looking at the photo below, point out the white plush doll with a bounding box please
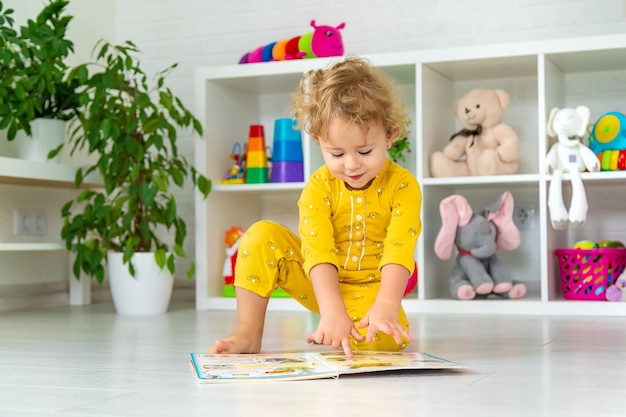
[545,106,600,229]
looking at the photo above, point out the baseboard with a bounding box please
[0,280,196,312]
[0,282,69,312]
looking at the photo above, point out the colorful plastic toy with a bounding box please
[270,118,304,183]
[588,111,626,170]
[222,226,244,297]
[222,226,289,298]
[239,20,346,64]
[221,142,246,185]
[606,271,626,301]
[245,125,270,184]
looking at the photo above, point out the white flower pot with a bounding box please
[107,252,174,315]
[15,118,66,163]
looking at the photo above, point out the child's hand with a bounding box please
[357,300,412,345]
[305,312,364,358]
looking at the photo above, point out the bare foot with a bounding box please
[208,332,262,354]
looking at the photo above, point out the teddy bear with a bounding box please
[430,89,520,177]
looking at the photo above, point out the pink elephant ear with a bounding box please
[486,191,520,251]
[434,195,473,259]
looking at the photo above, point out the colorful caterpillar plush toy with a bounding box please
[239,20,346,64]
[588,111,626,170]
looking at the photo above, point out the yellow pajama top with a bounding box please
[298,159,422,283]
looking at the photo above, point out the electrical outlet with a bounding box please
[513,203,535,230]
[14,210,31,236]
[13,209,47,236]
[32,212,47,236]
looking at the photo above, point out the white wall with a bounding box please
[3,0,115,65]
[0,0,116,157]
[2,0,626,303]
[112,0,626,125]
[115,0,626,283]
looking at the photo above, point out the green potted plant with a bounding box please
[61,39,211,315]
[388,119,412,164]
[388,136,411,164]
[0,0,80,162]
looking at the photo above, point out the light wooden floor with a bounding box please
[1,301,625,417]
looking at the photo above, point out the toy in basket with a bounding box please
[606,270,626,301]
[555,240,626,301]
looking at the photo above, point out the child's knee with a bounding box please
[242,221,283,245]
[246,220,281,234]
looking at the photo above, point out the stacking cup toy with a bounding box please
[246,124,269,184]
[271,118,304,182]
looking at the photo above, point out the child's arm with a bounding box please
[298,175,365,357]
[305,263,364,358]
[357,263,412,344]
[359,168,421,345]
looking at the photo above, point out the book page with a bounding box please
[190,352,337,383]
[314,351,466,375]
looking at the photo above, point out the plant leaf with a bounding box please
[166,254,175,274]
[197,175,211,197]
[155,249,166,269]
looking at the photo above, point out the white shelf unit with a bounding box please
[0,157,100,252]
[0,157,103,306]
[0,156,101,189]
[195,34,626,316]
[0,243,65,251]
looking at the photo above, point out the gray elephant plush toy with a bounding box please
[434,191,527,300]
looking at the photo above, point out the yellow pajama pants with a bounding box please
[234,220,410,351]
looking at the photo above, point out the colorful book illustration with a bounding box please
[190,351,467,383]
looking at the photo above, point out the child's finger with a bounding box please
[389,325,413,345]
[365,323,379,343]
[386,321,412,342]
[399,326,412,342]
[341,338,353,358]
[374,321,411,344]
[350,326,365,341]
[375,321,401,343]
[305,330,323,344]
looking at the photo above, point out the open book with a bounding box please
[190,351,467,383]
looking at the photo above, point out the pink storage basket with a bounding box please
[555,248,626,301]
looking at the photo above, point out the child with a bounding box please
[209,56,422,358]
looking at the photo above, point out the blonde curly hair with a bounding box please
[291,56,408,143]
